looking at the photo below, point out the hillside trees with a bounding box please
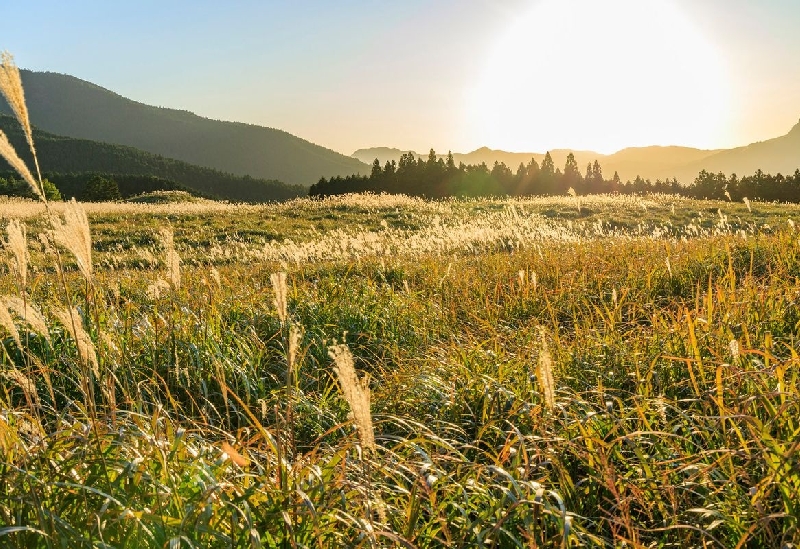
[0,174,61,200]
[82,174,121,201]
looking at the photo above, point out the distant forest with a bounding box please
[310,149,800,203]
[0,172,194,202]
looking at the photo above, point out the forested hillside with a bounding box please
[1,70,369,185]
[0,116,305,202]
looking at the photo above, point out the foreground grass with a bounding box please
[1,194,799,547]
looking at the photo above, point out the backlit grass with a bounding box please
[2,194,799,547]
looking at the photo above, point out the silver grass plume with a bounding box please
[288,323,302,372]
[50,199,92,281]
[271,272,288,324]
[4,219,29,288]
[0,298,22,349]
[4,296,51,344]
[158,228,181,289]
[0,52,43,188]
[328,344,375,453]
[0,130,44,201]
[53,307,99,377]
[536,327,556,411]
[2,368,39,407]
[146,278,171,300]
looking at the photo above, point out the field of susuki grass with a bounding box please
[2,52,800,547]
[2,190,800,548]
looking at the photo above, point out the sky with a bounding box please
[3,0,800,155]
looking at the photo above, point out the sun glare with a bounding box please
[467,0,731,154]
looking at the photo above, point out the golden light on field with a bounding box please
[467,0,731,154]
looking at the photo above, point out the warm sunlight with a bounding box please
[467,0,732,153]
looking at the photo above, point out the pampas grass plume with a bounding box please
[271,272,288,324]
[0,130,43,201]
[158,228,181,289]
[50,199,93,281]
[4,219,29,288]
[2,368,39,407]
[53,307,99,377]
[536,327,556,411]
[4,296,51,345]
[0,52,44,198]
[0,298,22,349]
[0,53,33,147]
[329,344,375,453]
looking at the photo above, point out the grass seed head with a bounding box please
[328,344,375,453]
[0,130,43,201]
[53,307,99,377]
[50,199,93,281]
[4,219,28,288]
[536,327,556,411]
[288,323,302,372]
[271,272,288,324]
[729,339,740,360]
[147,278,171,300]
[0,298,22,348]
[3,368,39,406]
[0,52,33,144]
[4,297,50,344]
[158,228,181,289]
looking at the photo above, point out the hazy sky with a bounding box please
[3,0,800,155]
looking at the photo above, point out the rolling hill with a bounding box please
[1,70,370,186]
[355,119,800,183]
[0,115,305,202]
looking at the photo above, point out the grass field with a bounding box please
[1,192,799,547]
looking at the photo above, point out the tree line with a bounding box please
[0,172,194,202]
[310,149,800,203]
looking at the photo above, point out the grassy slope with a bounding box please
[1,194,799,547]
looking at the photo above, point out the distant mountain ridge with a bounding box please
[1,70,370,186]
[354,120,800,183]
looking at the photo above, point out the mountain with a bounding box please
[352,147,600,173]
[352,147,419,166]
[672,120,800,181]
[601,146,722,181]
[355,120,800,183]
[0,115,305,202]
[1,70,370,186]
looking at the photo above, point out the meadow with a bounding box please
[1,191,799,548]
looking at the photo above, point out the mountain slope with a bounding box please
[352,147,419,166]
[1,70,369,185]
[673,120,800,181]
[0,115,305,202]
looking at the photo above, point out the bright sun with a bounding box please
[467,0,731,154]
